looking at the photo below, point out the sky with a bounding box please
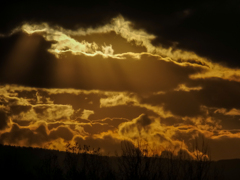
[0,0,240,160]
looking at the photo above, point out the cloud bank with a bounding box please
[0,10,240,160]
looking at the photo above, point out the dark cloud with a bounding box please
[0,32,202,92]
[10,105,32,115]
[160,116,186,126]
[49,126,74,141]
[0,95,8,106]
[47,123,65,130]
[0,124,47,145]
[82,124,115,135]
[0,32,56,88]
[0,123,74,146]
[15,89,37,99]
[89,105,157,120]
[33,106,49,115]
[81,118,129,135]
[1,0,239,67]
[135,114,152,127]
[153,133,169,143]
[171,128,202,145]
[189,78,240,110]
[122,1,240,67]
[12,120,31,127]
[119,114,153,136]
[49,92,102,110]
[54,53,203,92]
[94,118,129,128]
[141,78,240,118]
[166,126,240,160]
[0,0,240,161]
[14,89,38,104]
[208,109,240,130]
[141,90,202,117]
[0,109,9,130]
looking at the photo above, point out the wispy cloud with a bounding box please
[0,12,240,160]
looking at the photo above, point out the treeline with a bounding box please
[0,140,227,180]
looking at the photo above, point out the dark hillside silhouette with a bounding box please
[0,142,238,180]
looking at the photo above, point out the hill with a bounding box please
[0,144,239,180]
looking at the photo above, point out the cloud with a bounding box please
[0,108,10,130]
[81,124,115,135]
[0,123,48,146]
[89,104,158,121]
[1,32,203,92]
[100,92,139,107]
[81,109,94,120]
[2,15,240,91]
[73,118,128,136]
[10,105,32,115]
[141,90,202,117]
[49,126,74,141]
[1,1,240,68]
[0,6,240,161]
[122,2,240,67]
[0,32,56,88]
[54,52,203,92]
[72,31,147,54]
[140,77,240,120]
[189,78,240,110]
[1,83,240,160]
[119,114,154,138]
[33,104,74,121]
[15,15,216,70]
[94,118,129,128]
[216,108,240,116]
[0,122,75,147]
[6,16,153,61]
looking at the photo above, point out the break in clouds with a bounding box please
[0,14,240,160]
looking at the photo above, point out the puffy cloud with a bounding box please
[100,92,139,107]
[81,109,94,120]
[33,104,74,121]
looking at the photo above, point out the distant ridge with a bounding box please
[0,144,239,180]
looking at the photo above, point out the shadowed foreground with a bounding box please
[0,143,238,180]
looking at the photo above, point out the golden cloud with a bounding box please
[1,14,240,160]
